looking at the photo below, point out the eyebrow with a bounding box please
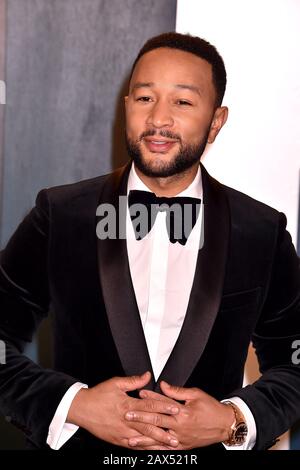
[175,83,202,96]
[131,82,202,96]
[131,82,154,91]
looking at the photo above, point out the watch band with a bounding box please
[222,401,248,446]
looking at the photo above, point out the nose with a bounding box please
[146,100,174,128]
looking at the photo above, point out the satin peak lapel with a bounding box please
[97,163,155,389]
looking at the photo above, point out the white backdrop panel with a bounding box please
[176,0,300,245]
[176,0,300,450]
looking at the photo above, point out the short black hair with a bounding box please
[130,32,227,107]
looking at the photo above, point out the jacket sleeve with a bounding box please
[0,190,78,448]
[229,213,300,450]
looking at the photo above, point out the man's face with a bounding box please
[125,47,227,178]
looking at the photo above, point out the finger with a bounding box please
[130,398,179,415]
[139,389,179,406]
[125,410,176,430]
[126,431,181,450]
[129,422,179,448]
[117,371,151,392]
[129,434,179,449]
[127,436,161,448]
[160,381,200,401]
[133,444,175,451]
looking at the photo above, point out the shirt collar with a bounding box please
[127,162,203,199]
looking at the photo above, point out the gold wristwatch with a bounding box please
[222,401,248,446]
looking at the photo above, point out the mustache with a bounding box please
[138,129,182,142]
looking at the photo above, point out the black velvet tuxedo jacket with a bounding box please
[0,162,300,451]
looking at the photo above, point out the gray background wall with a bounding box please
[0,0,177,246]
[0,0,176,449]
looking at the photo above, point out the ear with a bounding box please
[207,106,228,144]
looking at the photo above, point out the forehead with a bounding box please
[130,47,214,92]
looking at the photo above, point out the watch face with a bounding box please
[234,423,248,444]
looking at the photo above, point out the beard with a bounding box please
[125,128,210,178]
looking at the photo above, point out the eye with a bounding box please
[176,99,192,106]
[136,96,153,102]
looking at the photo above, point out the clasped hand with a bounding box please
[125,375,234,450]
[67,371,233,450]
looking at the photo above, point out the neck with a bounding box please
[134,163,199,197]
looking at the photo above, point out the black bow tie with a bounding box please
[128,190,201,246]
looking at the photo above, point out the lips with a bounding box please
[143,138,178,153]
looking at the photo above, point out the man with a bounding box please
[0,32,300,451]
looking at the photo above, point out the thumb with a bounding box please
[160,381,200,401]
[117,371,151,392]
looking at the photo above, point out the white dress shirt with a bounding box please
[126,163,204,380]
[47,163,256,450]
